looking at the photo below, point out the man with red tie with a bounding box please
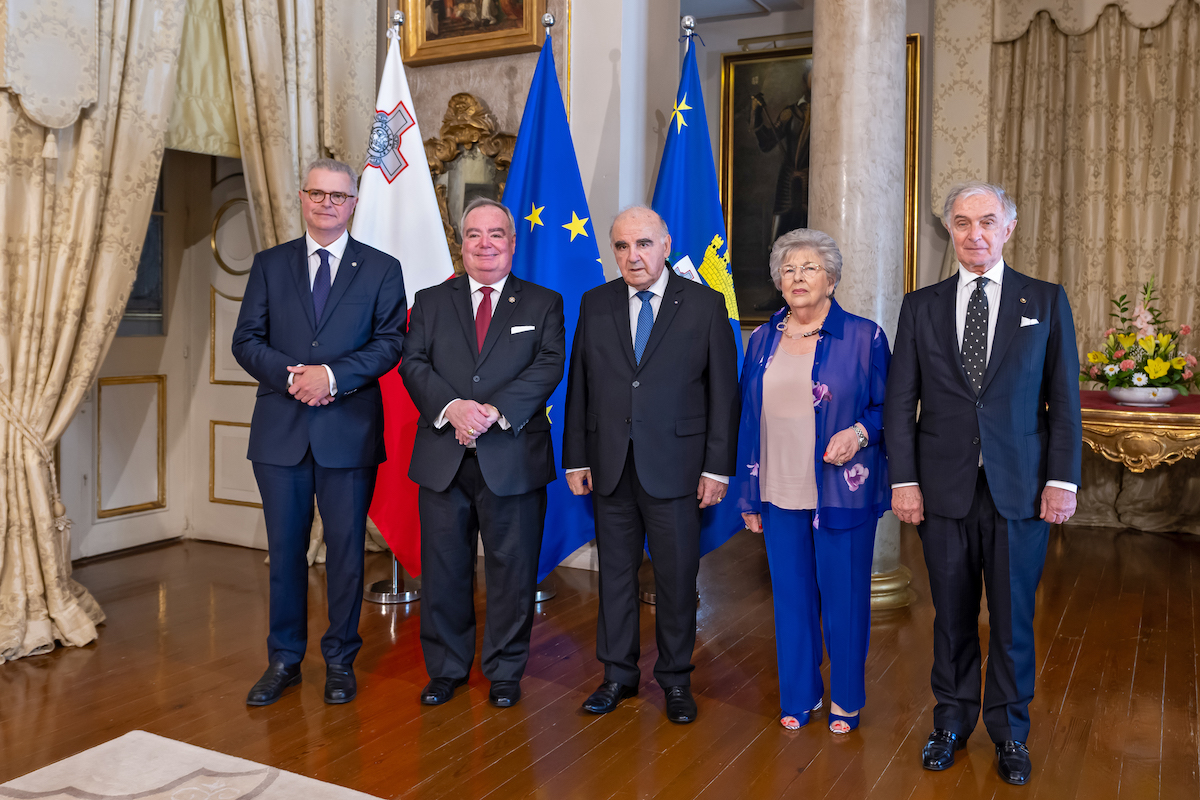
[400,197,566,708]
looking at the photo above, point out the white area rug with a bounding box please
[0,731,382,799]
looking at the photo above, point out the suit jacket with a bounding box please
[563,271,741,499]
[400,273,566,497]
[232,235,407,469]
[883,265,1082,520]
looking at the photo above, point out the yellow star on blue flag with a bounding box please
[525,203,544,231]
[562,211,589,242]
[671,94,692,134]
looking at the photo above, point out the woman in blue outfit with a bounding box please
[735,228,890,734]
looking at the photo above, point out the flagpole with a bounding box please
[681,14,695,54]
[363,6,421,606]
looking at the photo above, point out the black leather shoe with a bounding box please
[664,685,697,724]
[324,664,356,704]
[420,676,468,705]
[246,661,302,706]
[489,680,521,708]
[996,740,1032,785]
[921,729,966,770]
[582,680,639,714]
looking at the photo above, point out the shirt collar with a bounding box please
[305,230,350,262]
[957,259,1006,289]
[627,263,672,300]
[468,273,508,296]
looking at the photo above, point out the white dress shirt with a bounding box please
[892,259,1075,493]
[568,266,727,485]
[435,274,511,441]
[287,230,349,396]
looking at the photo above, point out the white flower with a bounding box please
[1103,364,1119,377]
[1133,372,1148,386]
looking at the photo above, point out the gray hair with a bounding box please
[460,196,516,237]
[609,205,670,243]
[941,181,1017,228]
[301,157,358,189]
[768,228,843,291]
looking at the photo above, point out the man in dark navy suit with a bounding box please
[884,182,1082,785]
[400,198,565,709]
[232,158,407,707]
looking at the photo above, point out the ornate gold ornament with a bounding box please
[1081,404,1200,472]
[423,93,517,275]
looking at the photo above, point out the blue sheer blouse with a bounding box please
[733,298,891,530]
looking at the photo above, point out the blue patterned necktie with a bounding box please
[312,248,331,323]
[634,290,654,365]
[961,276,989,393]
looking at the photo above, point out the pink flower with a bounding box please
[813,512,820,530]
[1114,349,1126,358]
[1133,304,1155,338]
[1186,354,1197,367]
[844,464,869,492]
[1181,325,1192,336]
[1120,359,1135,371]
[1104,327,1116,337]
[748,462,759,477]
[812,383,831,407]
[1185,370,1195,381]
[1089,365,1101,378]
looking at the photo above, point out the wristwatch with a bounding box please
[853,423,868,449]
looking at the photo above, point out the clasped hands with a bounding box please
[287,365,333,406]
[446,399,501,446]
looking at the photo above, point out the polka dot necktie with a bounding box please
[962,277,990,393]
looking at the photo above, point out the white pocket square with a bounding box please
[1020,316,1039,327]
[510,325,535,334]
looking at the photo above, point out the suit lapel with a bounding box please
[931,276,974,395]
[314,237,362,335]
[979,267,1025,395]
[451,274,476,353]
[291,238,317,331]
[610,280,637,371]
[477,274,521,365]
[636,271,684,372]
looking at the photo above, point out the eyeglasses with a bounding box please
[302,189,356,205]
[780,263,823,279]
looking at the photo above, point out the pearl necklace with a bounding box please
[777,309,826,339]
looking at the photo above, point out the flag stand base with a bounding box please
[364,556,421,604]
[534,576,557,602]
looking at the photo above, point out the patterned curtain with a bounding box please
[0,0,187,662]
[990,0,1200,354]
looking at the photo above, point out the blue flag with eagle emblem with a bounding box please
[502,38,606,583]
[651,39,747,557]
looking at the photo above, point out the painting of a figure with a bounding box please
[403,0,543,66]
[426,0,526,40]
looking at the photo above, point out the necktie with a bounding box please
[475,286,494,353]
[634,290,654,365]
[312,248,331,323]
[962,277,990,393]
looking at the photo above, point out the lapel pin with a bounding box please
[508,296,515,303]
[352,262,357,267]
[1020,297,1026,303]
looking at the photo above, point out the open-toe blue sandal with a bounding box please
[828,711,859,734]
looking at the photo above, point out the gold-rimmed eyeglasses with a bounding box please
[780,263,824,279]
[302,189,356,205]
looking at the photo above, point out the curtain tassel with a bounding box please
[42,132,59,160]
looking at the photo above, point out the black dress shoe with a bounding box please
[921,729,966,770]
[664,685,697,724]
[324,664,356,704]
[582,680,639,714]
[246,661,302,706]
[996,740,1032,785]
[489,680,521,708]
[421,676,468,705]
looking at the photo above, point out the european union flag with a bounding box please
[651,40,746,556]
[502,39,606,582]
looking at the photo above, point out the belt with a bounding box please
[463,447,478,457]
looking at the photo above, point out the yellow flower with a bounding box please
[1138,335,1157,356]
[1158,333,1173,352]
[1145,357,1170,379]
[1117,333,1137,349]
[1086,351,1110,364]
[1172,357,1186,370]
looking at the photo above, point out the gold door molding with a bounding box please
[96,375,167,518]
[210,286,256,386]
[209,420,261,508]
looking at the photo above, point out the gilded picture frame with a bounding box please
[719,34,922,324]
[402,0,545,67]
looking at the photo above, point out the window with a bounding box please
[118,170,165,336]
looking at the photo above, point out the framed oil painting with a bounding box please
[719,35,922,325]
[402,0,545,67]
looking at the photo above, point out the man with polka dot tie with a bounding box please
[884,182,1082,786]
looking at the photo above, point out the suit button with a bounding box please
[473,376,480,383]
[311,341,319,347]
[625,418,631,424]
[972,437,980,445]
[632,381,640,388]
[976,400,984,409]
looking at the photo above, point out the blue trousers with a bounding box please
[761,504,876,716]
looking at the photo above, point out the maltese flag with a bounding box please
[353,29,454,576]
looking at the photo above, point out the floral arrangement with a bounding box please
[1081,278,1197,393]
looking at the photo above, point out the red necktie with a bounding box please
[475,286,493,353]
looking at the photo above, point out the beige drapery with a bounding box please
[0,0,186,663]
[989,0,1200,353]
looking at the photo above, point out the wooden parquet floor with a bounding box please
[1,524,1197,799]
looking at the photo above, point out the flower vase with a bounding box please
[1107,386,1179,407]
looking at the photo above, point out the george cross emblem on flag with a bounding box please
[365,100,416,183]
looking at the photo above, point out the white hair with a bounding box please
[942,181,1017,228]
